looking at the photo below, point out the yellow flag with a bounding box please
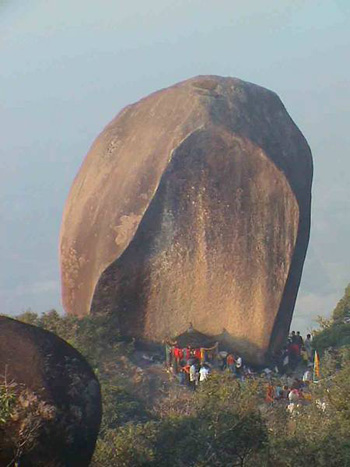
[313,350,320,380]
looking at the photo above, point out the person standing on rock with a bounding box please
[227,353,235,373]
[235,355,243,379]
[304,334,313,363]
[296,331,303,349]
[219,351,228,370]
[182,363,191,386]
[288,339,299,370]
[199,364,210,383]
[189,363,198,390]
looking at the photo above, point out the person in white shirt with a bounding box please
[304,334,313,362]
[302,369,312,383]
[235,356,243,379]
[199,365,210,382]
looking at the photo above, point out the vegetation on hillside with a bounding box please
[2,283,350,466]
[313,283,350,354]
[0,376,56,465]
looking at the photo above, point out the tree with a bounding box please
[311,283,350,354]
[332,283,350,323]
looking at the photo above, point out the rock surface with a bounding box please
[60,75,312,364]
[0,316,101,466]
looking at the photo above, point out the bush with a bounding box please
[0,377,56,466]
[92,423,158,467]
[311,283,350,355]
[332,283,350,323]
[92,374,267,467]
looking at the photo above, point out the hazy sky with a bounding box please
[1,0,349,332]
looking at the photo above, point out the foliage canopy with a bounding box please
[4,288,350,466]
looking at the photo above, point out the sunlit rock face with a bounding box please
[60,75,312,364]
[0,316,101,467]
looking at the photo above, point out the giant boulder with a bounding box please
[0,316,101,466]
[60,75,312,364]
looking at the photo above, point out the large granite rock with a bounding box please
[60,75,312,364]
[0,316,101,466]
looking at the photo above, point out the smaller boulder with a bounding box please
[0,316,102,467]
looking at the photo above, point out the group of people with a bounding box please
[264,331,317,411]
[165,328,316,398]
[265,372,313,405]
[277,331,313,372]
[165,343,247,389]
[165,343,215,388]
[180,361,210,389]
[166,344,217,372]
[218,351,244,377]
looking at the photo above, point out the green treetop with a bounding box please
[333,283,350,323]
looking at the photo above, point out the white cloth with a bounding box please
[288,389,299,402]
[235,357,242,368]
[189,364,197,382]
[199,367,209,382]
